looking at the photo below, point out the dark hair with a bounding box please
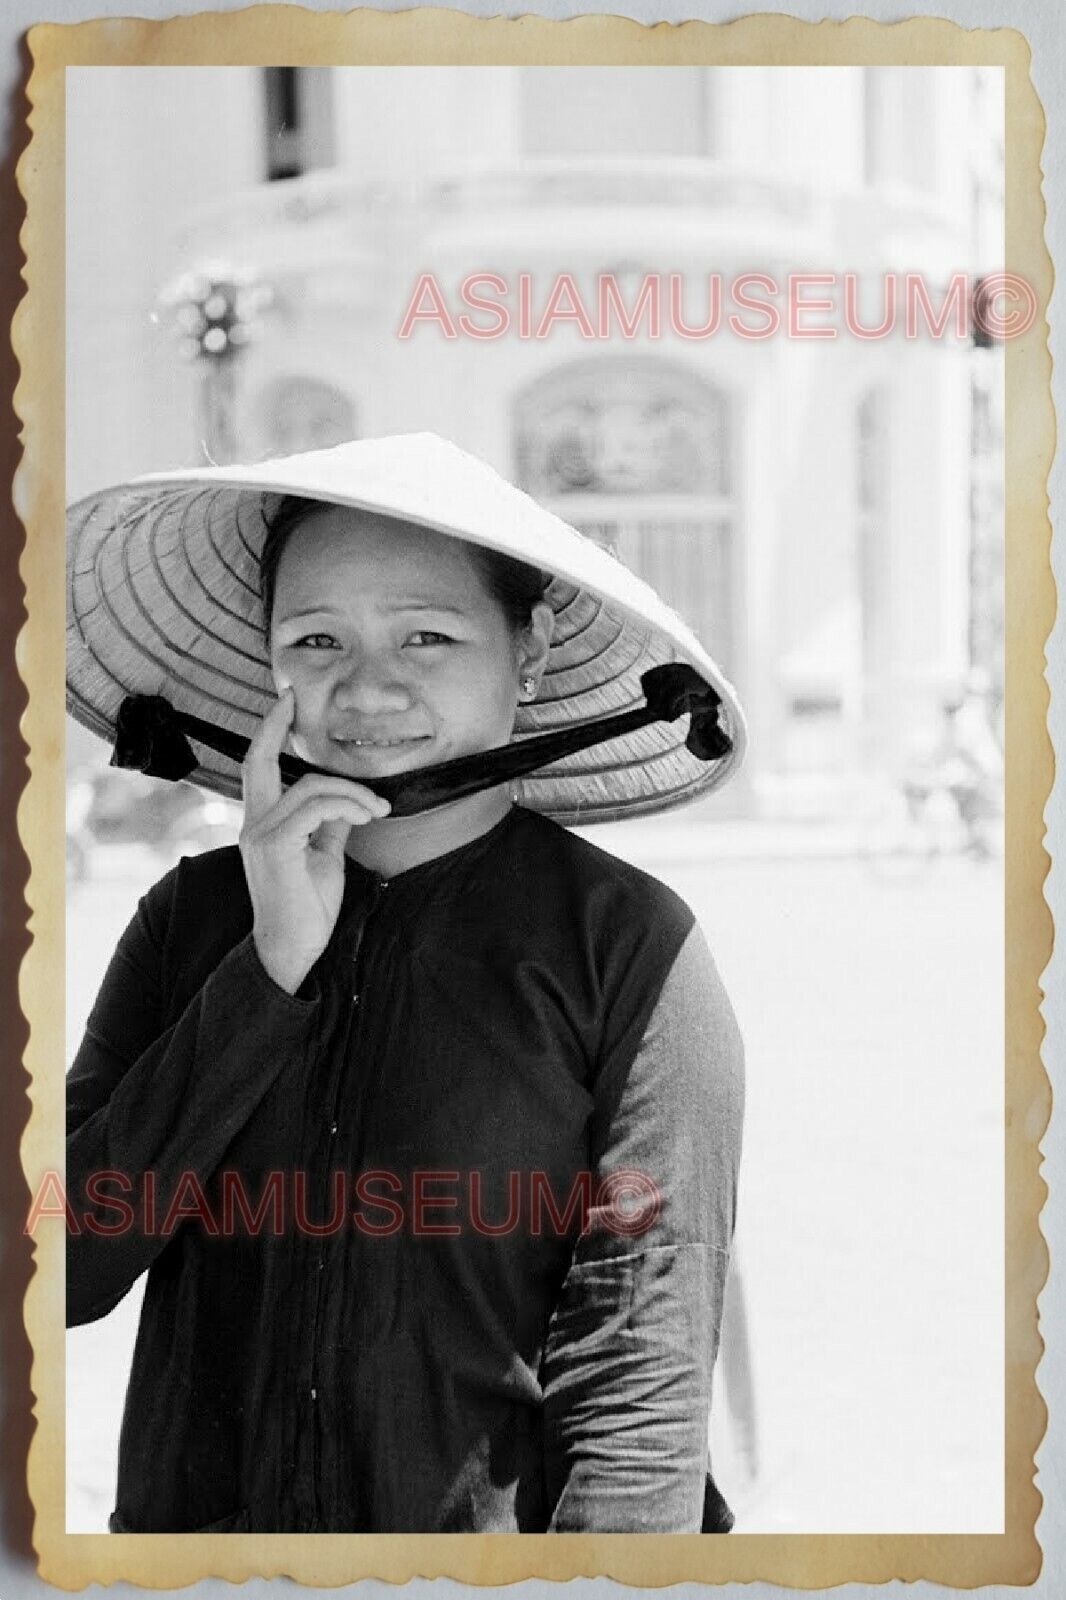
[258,493,552,639]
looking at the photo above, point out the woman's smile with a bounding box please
[328,730,436,771]
[336,737,431,749]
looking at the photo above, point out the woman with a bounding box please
[65,432,746,1535]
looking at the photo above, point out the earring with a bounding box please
[521,675,536,700]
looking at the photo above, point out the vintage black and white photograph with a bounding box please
[57,59,1009,1541]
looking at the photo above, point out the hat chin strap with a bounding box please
[110,664,732,818]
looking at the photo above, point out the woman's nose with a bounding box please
[331,656,412,711]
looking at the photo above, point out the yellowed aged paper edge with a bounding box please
[13,6,1052,1589]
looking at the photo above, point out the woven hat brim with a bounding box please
[67,447,746,823]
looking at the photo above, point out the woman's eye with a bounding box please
[406,630,453,647]
[293,632,340,650]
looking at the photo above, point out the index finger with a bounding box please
[242,688,294,820]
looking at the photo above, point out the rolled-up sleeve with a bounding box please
[540,919,745,1532]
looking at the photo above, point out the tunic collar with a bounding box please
[337,802,524,923]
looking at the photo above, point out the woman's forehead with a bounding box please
[272,502,486,603]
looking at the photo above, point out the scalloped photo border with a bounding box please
[13,6,1054,1589]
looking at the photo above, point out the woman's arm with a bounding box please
[66,863,323,1327]
[540,918,745,1533]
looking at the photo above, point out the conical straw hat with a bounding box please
[67,432,746,824]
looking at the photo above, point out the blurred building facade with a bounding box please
[67,67,1005,819]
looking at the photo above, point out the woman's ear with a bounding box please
[517,600,554,680]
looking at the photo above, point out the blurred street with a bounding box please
[66,822,1003,1534]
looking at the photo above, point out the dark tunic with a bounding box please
[66,803,744,1534]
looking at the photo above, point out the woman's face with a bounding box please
[268,505,550,780]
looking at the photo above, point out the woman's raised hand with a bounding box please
[240,688,391,994]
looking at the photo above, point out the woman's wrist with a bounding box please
[252,931,314,996]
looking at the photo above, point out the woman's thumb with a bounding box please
[310,817,351,858]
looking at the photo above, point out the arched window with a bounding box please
[514,358,735,666]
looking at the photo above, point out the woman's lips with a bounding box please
[332,735,432,749]
[328,734,434,771]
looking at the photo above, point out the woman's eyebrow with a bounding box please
[387,600,469,615]
[274,601,469,623]
[273,607,343,624]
